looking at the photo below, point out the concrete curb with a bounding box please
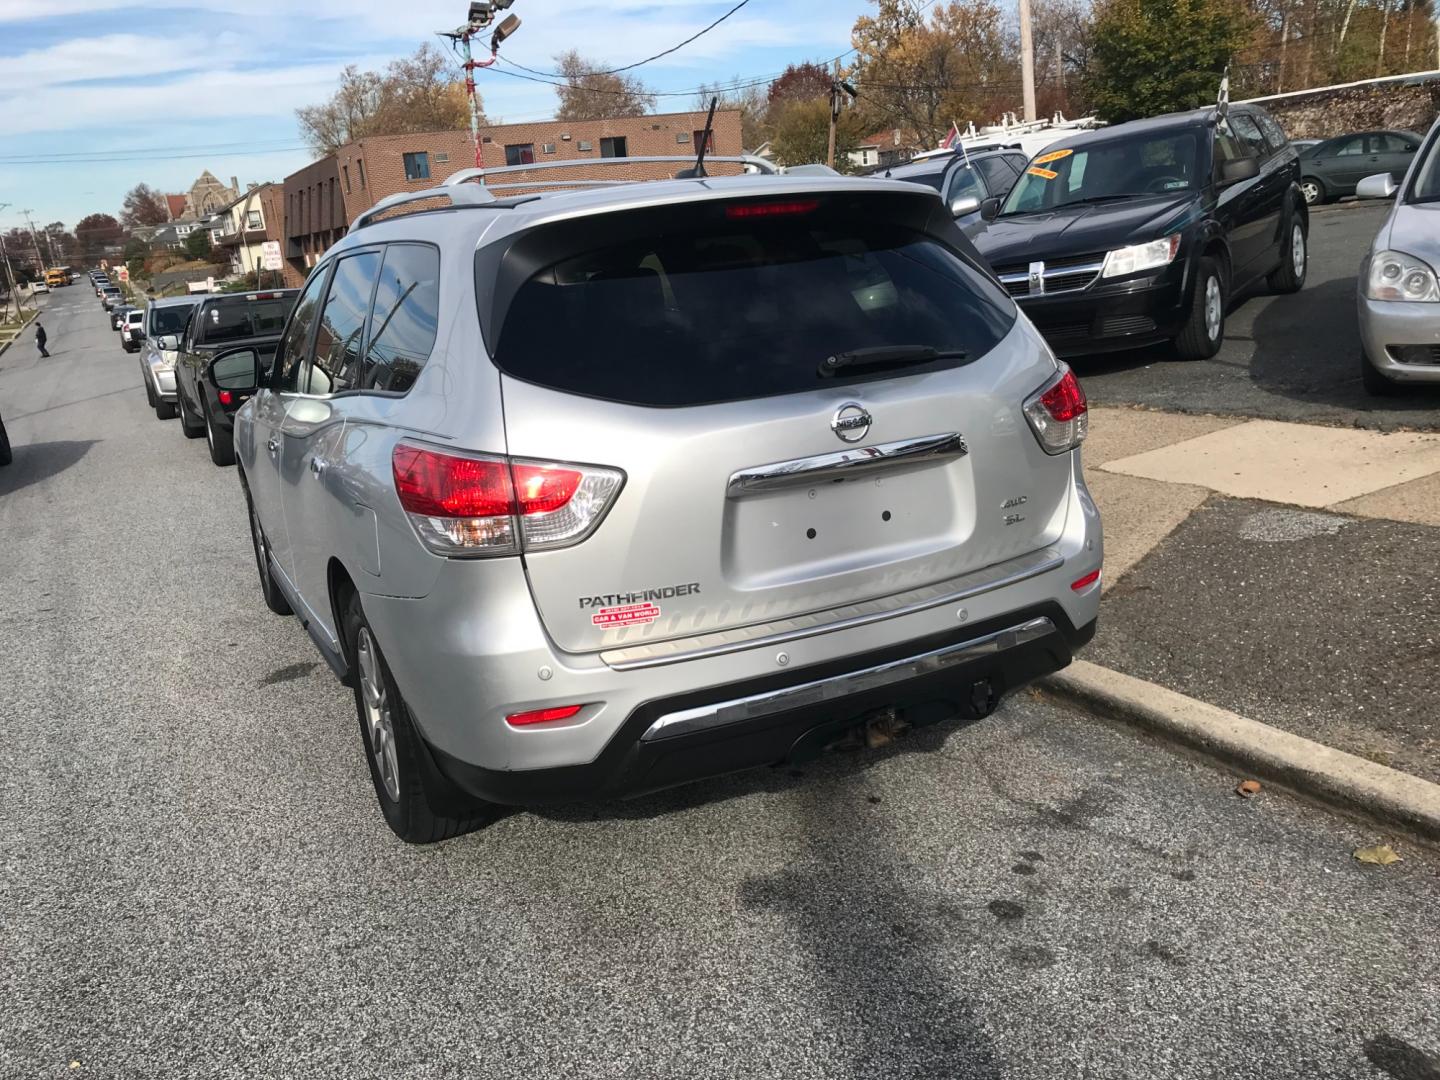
[1042,660,1440,842]
[0,308,37,359]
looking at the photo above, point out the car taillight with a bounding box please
[392,443,623,557]
[725,199,820,219]
[505,704,585,727]
[1023,363,1088,454]
[218,390,234,405]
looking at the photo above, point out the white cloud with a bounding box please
[0,34,225,93]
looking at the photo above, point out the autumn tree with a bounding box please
[769,97,867,172]
[767,62,834,110]
[1085,0,1255,121]
[120,183,170,228]
[851,0,1019,148]
[297,44,474,154]
[74,213,123,262]
[553,50,656,120]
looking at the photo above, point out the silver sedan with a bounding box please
[1355,116,1440,395]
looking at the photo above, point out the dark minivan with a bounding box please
[971,104,1307,359]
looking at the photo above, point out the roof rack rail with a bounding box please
[441,154,781,188]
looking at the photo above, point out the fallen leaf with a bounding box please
[1236,780,1262,798]
[1354,844,1402,866]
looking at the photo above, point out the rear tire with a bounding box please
[1360,351,1399,396]
[1300,177,1325,206]
[342,591,494,844]
[1175,257,1226,360]
[143,376,158,409]
[1267,217,1307,294]
[155,398,177,421]
[177,391,205,439]
[246,488,293,616]
[0,415,11,467]
[205,404,236,467]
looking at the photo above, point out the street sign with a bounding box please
[117,266,129,283]
[260,241,282,272]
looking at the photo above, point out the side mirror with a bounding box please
[208,348,261,394]
[949,194,982,217]
[979,196,1002,221]
[1355,172,1398,200]
[156,334,178,351]
[1220,156,1260,185]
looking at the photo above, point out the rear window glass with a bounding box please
[494,217,1015,407]
[881,161,948,191]
[199,298,294,345]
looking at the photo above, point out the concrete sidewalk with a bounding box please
[1077,405,1440,794]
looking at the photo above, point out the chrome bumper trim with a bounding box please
[727,432,968,498]
[601,547,1064,671]
[640,616,1057,742]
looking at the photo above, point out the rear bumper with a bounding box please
[433,606,1094,806]
[145,358,177,400]
[1358,295,1440,383]
[1017,267,1188,356]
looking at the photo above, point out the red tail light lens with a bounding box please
[1023,363,1089,454]
[1071,569,1101,591]
[725,199,820,220]
[392,443,624,557]
[505,704,585,727]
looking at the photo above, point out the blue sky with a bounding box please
[0,0,860,232]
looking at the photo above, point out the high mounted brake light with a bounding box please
[724,199,820,220]
[392,444,623,557]
[1022,363,1088,454]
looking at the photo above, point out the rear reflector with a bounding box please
[1023,363,1089,454]
[1071,569,1101,591]
[392,443,623,557]
[725,199,820,220]
[506,704,584,727]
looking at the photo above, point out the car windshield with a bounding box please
[1002,131,1201,214]
[1407,129,1440,203]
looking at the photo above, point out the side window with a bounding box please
[946,165,982,202]
[975,156,1018,198]
[361,245,440,394]
[1004,154,1028,178]
[274,268,329,393]
[1255,111,1288,151]
[1229,114,1269,158]
[1213,130,1248,173]
[309,251,382,395]
[1334,136,1367,156]
[1372,133,1416,153]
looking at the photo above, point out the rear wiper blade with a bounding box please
[819,345,966,377]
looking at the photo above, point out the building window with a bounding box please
[342,165,351,193]
[693,130,714,154]
[542,143,556,155]
[434,152,449,164]
[246,210,262,230]
[577,141,593,152]
[600,136,627,158]
[675,132,691,144]
[505,144,535,166]
[403,152,430,181]
[357,159,367,189]
[482,136,493,144]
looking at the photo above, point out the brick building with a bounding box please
[209,182,287,282]
[282,109,743,282]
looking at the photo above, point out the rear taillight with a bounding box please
[505,704,585,727]
[1023,363,1088,454]
[392,443,623,557]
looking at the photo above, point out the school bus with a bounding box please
[45,268,67,288]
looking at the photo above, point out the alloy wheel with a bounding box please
[356,627,401,803]
[1301,180,1320,205]
[1292,223,1306,277]
[1204,275,1223,343]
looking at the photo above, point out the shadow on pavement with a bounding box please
[0,439,97,498]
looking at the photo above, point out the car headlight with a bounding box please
[1365,250,1440,302]
[1101,234,1181,278]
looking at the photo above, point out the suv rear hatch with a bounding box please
[486,189,1075,655]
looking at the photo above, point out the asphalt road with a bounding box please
[2,285,1439,1080]
[1076,202,1440,431]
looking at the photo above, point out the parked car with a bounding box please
[121,308,145,352]
[174,289,297,465]
[230,166,1104,842]
[879,148,1033,235]
[31,280,50,295]
[1290,138,1322,153]
[969,104,1307,360]
[92,277,110,296]
[1353,117,1440,395]
[100,287,123,309]
[1298,129,1422,205]
[139,296,201,420]
[110,303,135,331]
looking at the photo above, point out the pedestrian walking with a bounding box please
[35,321,50,358]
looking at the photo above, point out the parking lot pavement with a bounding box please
[1075,202,1440,431]
[4,288,1440,1080]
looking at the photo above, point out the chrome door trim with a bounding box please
[640,617,1057,742]
[727,432,968,498]
[601,546,1063,670]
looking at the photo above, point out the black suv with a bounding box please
[879,148,1031,236]
[971,104,1307,359]
[173,289,297,465]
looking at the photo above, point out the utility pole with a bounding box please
[439,2,523,173]
[22,210,47,273]
[1019,0,1037,122]
[827,57,841,170]
[0,233,22,318]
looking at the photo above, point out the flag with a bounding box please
[1216,65,1230,122]
[940,123,960,150]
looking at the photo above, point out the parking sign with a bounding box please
[260,241,283,271]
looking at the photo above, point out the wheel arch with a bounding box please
[328,558,360,687]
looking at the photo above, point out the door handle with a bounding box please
[267,437,279,456]
[309,457,327,477]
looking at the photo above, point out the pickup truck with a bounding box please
[171,289,297,466]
